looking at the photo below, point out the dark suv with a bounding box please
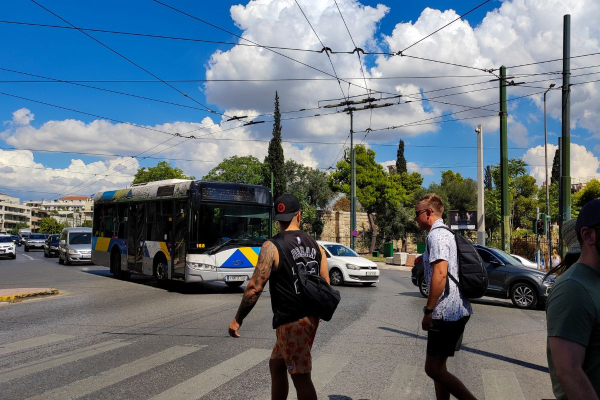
[411,244,554,309]
[44,234,60,258]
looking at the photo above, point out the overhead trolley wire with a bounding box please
[29,0,224,117]
[399,0,492,53]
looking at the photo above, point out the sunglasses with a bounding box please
[415,208,430,218]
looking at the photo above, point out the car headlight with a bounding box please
[346,263,360,270]
[68,249,79,254]
[187,262,216,271]
[543,276,555,286]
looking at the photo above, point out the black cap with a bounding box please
[575,198,600,234]
[274,194,301,222]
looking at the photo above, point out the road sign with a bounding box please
[352,230,358,237]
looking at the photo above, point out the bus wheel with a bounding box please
[111,250,126,279]
[154,257,169,287]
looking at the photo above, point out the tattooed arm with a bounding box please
[228,240,278,338]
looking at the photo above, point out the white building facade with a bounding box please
[0,194,31,234]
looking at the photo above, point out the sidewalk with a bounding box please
[377,261,413,271]
[0,288,59,302]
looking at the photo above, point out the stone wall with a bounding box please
[318,210,421,254]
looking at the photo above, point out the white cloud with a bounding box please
[524,142,600,186]
[407,161,434,176]
[595,144,600,154]
[11,108,34,126]
[508,120,530,146]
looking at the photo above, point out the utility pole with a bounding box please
[322,98,394,250]
[560,14,572,251]
[475,124,485,245]
[499,66,510,252]
[558,136,563,249]
[350,110,356,250]
[544,84,555,265]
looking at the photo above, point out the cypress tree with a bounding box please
[266,91,286,199]
[551,148,560,185]
[396,139,407,174]
[484,165,493,190]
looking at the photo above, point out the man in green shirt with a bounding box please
[547,198,600,400]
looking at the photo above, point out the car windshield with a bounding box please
[0,237,12,243]
[69,232,91,245]
[29,234,46,239]
[492,248,524,266]
[324,244,358,257]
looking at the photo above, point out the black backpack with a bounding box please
[296,265,341,321]
[431,226,488,299]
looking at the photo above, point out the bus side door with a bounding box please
[127,203,145,273]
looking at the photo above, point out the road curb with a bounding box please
[0,288,59,302]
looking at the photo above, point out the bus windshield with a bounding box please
[191,204,270,253]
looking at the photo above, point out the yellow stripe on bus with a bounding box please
[239,247,259,266]
[95,237,111,252]
[159,242,171,261]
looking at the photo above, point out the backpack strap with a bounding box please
[429,226,459,296]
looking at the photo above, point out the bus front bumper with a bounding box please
[185,268,253,284]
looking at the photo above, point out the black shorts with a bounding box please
[427,316,470,358]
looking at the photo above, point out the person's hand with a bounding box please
[421,313,433,331]
[228,318,241,338]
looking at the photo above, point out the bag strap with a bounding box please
[429,225,458,296]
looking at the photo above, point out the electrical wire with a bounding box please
[29,0,224,117]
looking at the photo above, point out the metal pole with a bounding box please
[476,124,485,245]
[350,110,356,250]
[499,66,510,252]
[536,207,541,269]
[558,136,563,250]
[544,88,552,267]
[560,14,571,248]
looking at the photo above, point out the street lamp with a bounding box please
[475,124,485,245]
[544,83,556,266]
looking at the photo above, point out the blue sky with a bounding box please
[1,0,599,201]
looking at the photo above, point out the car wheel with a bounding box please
[64,255,71,265]
[11,254,16,259]
[25,246,29,252]
[58,253,64,264]
[510,282,538,309]
[329,269,344,286]
[44,249,48,257]
[418,277,429,298]
[225,281,244,288]
[361,282,375,287]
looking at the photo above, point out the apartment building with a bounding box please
[0,193,31,234]
[25,196,93,227]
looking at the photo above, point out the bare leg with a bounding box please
[270,358,289,400]
[425,354,477,400]
[290,372,317,400]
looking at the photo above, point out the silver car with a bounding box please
[24,233,47,252]
[58,227,92,265]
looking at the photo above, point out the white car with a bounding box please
[318,241,379,286]
[0,235,17,259]
[511,254,539,269]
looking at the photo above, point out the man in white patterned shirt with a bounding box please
[415,194,476,400]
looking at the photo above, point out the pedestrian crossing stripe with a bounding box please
[0,334,73,356]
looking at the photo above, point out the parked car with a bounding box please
[511,254,539,269]
[0,235,17,259]
[58,227,92,265]
[410,244,554,309]
[318,241,379,286]
[44,234,60,258]
[24,233,47,252]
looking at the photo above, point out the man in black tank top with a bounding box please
[229,194,329,400]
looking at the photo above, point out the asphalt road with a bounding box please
[0,246,555,399]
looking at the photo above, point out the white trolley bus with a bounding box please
[91,179,272,287]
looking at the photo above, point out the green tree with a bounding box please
[203,155,265,185]
[329,145,406,252]
[82,220,93,228]
[551,148,560,185]
[265,91,286,199]
[284,160,335,237]
[432,170,477,212]
[396,139,407,174]
[39,217,66,234]
[133,161,194,184]
[484,165,493,190]
[573,179,600,208]
[9,222,29,235]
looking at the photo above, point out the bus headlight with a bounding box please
[187,262,216,271]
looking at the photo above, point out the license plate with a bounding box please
[366,271,377,276]
[81,254,90,258]
[226,275,246,282]
[0,250,5,253]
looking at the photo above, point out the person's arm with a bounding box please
[422,259,447,330]
[228,241,278,338]
[318,245,330,284]
[548,337,598,400]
